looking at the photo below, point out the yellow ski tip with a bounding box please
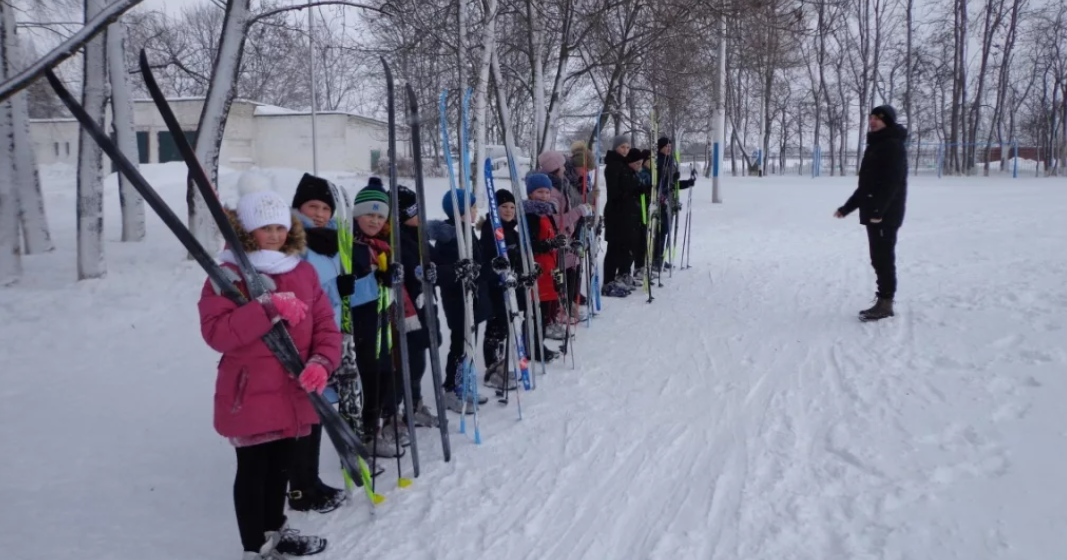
[397,478,413,488]
[370,493,386,505]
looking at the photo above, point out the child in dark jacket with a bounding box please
[479,188,525,389]
[349,182,420,458]
[395,185,442,428]
[427,189,491,413]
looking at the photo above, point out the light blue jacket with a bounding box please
[295,212,378,330]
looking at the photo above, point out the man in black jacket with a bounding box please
[835,105,908,321]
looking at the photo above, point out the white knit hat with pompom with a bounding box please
[236,190,290,233]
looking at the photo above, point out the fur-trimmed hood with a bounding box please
[523,199,557,216]
[225,207,306,256]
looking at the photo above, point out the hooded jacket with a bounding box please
[426,219,492,330]
[296,212,379,330]
[603,149,644,242]
[839,124,909,227]
[198,210,341,443]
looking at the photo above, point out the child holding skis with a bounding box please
[395,185,442,427]
[287,173,369,514]
[198,186,338,559]
[350,181,420,457]
[524,173,566,360]
[536,151,593,326]
[427,189,491,413]
[601,138,642,296]
[479,188,523,390]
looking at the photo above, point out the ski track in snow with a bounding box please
[2,166,1066,560]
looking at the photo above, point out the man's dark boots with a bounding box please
[859,297,894,321]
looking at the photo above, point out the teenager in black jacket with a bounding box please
[836,104,909,321]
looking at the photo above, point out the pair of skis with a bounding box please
[439,88,484,442]
[46,54,384,505]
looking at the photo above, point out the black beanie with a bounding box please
[292,173,336,214]
[396,185,418,221]
[626,149,645,163]
[657,136,671,151]
[871,105,897,127]
[495,188,516,207]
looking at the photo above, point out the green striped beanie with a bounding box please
[353,183,390,219]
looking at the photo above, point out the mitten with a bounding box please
[578,203,594,217]
[550,234,569,249]
[336,274,356,298]
[491,256,510,274]
[299,361,328,394]
[416,263,438,285]
[258,292,308,325]
[375,263,403,287]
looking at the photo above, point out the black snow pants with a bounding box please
[866,223,899,300]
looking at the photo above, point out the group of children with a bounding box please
[601,135,697,297]
[198,137,692,559]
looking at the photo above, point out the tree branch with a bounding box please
[248,1,400,25]
[0,0,147,101]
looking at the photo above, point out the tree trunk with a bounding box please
[527,0,545,155]
[0,1,20,285]
[5,12,52,255]
[190,0,252,255]
[473,0,496,192]
[108,16,144,242]
[77,0,108,280]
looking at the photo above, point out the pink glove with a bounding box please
[298,362,328,394]
[257,292,308,325]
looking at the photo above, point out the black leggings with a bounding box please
[288,424,323,500]
[234,438,292,553]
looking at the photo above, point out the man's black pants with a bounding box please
[866,223,898,300]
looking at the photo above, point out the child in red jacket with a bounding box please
[523,173,565,362]
[198,187,340,560]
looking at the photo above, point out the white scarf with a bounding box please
[219,249,301,275]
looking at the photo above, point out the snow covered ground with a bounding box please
[2,164,1066,560]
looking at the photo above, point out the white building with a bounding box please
[30,98,408,173]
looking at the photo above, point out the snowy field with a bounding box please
[2,164,1066,560]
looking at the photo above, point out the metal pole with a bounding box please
[1013,140,1018,179]
[308,0,319,174]
[712,9,725,203]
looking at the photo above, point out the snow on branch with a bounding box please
[248,1,401,25]
[0,0,145,102]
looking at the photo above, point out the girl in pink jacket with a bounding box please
[198,188,341,560]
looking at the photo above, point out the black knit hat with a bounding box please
[657,136,671,151]
[495,188,516,207]
[626,149,645,163]
[292,173,336,214]
[396,185,418,221]
[871,105,897,127]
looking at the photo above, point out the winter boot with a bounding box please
[532,345,561,363]
[287,486,344,515]
[631,267,646,287]
[602,280,630,298]
[444,390,488,413]
[409,399,440,428]
[383,415,410,447]
[485,364,518,391]
[363,430,405,458]
[315,481,346,511]
[859,297,895,321]
[544,322,568,340]
[274,524,328,557]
